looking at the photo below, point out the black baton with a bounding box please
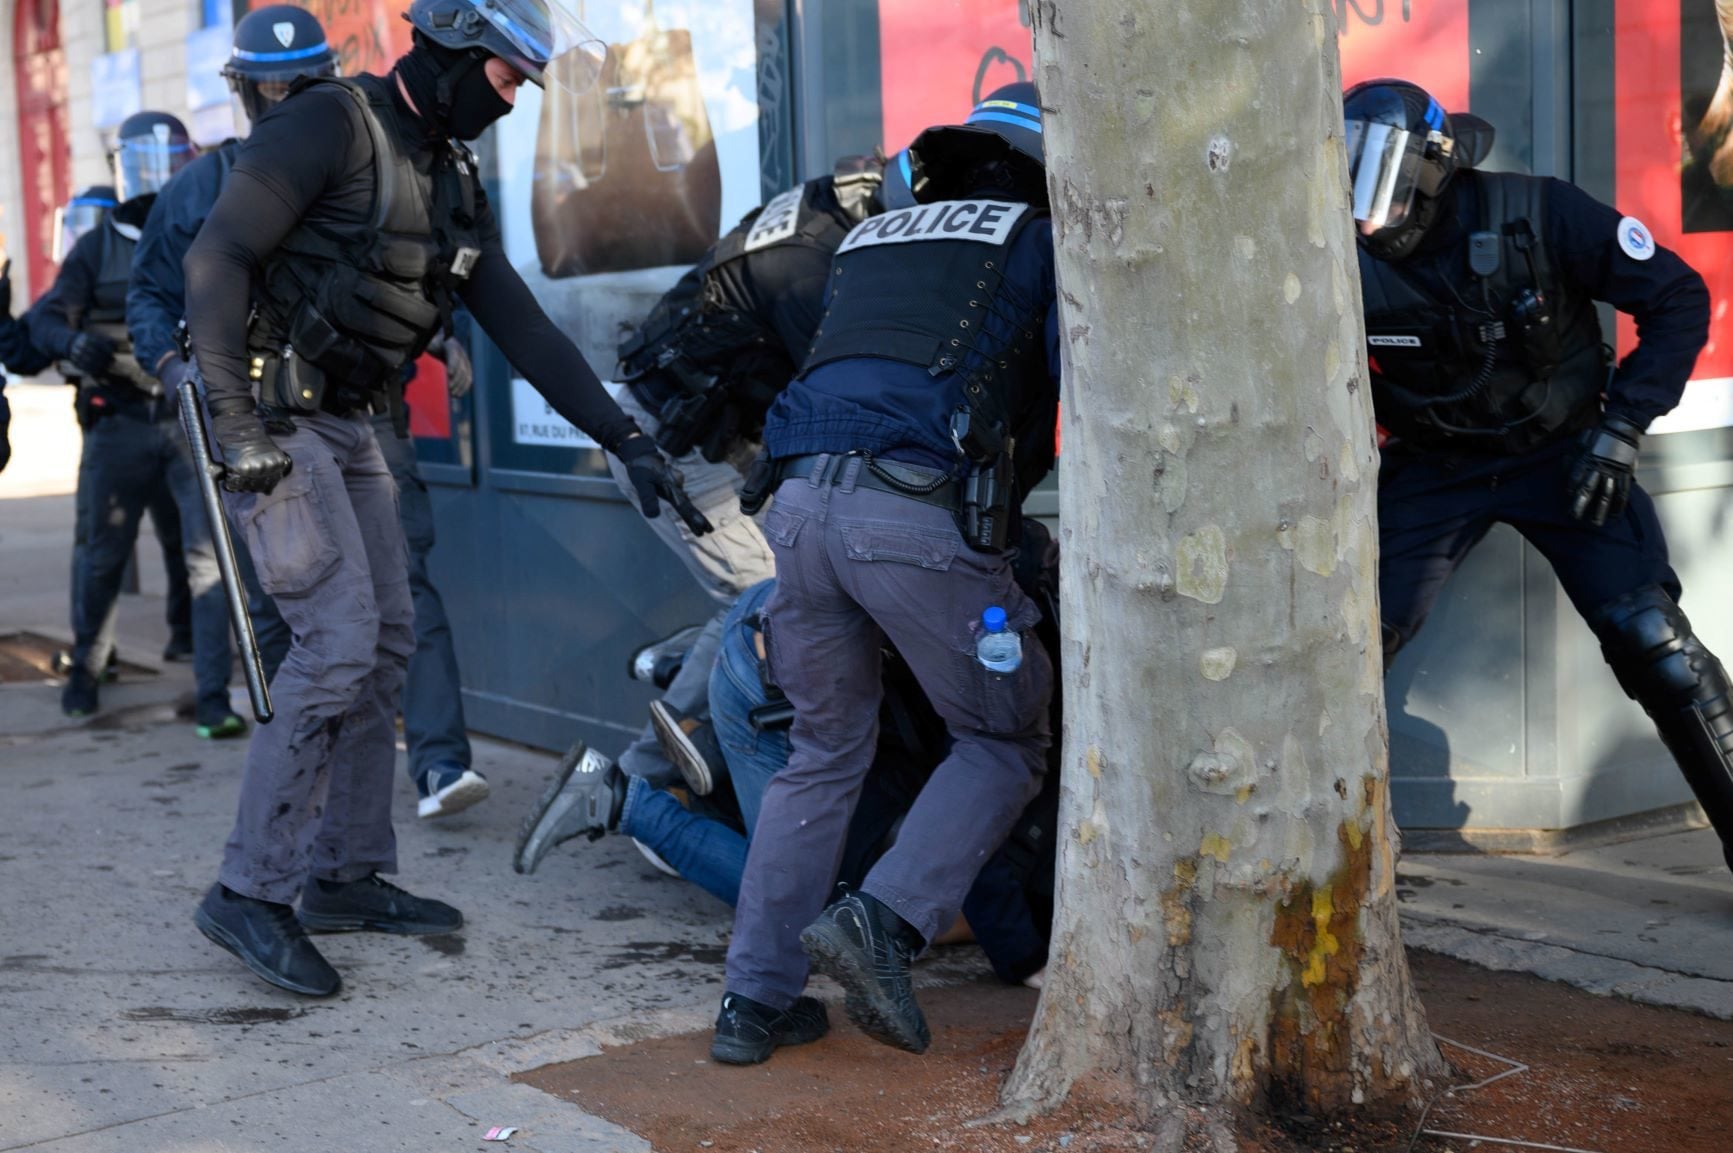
[176,380,273,724]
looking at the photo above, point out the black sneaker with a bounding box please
[61,665,100,717]
[799,891,930,1053]
[512,742,626,874]
[710,991,830,1065]
[162,636,195,663]
[648,701,726,796]
[194,883,340,997]
[297,874,462,935]
[195,704,247,741]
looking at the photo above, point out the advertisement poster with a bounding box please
[877,1,1032,154]
[259,0,413,78]
[1616,0,1733,431]
[1336,0,1469,110]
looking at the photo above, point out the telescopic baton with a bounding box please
[176,378,273,724]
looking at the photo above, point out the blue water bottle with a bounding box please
[975,606,1023,673]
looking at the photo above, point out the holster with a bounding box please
[738,451,781,517]
[957,444,1015,553]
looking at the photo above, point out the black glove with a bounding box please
[1566,414,1642,527]
[210,411,294,495]
[618,434,713,536]
[68,332,116,377]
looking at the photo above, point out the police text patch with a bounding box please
[744,187,804,253]
[1367,335,1423,347]
[835,199,1030,254]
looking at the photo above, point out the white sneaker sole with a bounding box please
[648,700,714,795]
[632,838,680,877]
[418,770,491,819]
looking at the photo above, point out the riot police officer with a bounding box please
[1346,79,1732,872]
[713,84,1060,1064]
[515,152,914,853]
[182,0,707,997]
[26,115,236,729]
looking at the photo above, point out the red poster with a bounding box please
[878,0,1032,154]
[1617,0,1733,426]
[259,0,413,79]
[1337,1,1469,111]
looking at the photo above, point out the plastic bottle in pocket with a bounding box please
[975,605,1023,674]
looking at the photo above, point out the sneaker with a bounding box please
[195,710,247,740]
[628,624,704,690]
[710,991,830,1065]
[162,636,195,663]
[417,764,491,819]
[799,891,930,1053]
[61,666,100,717]
[648,701,726,796]
[512,742,626,875]
[632,838,680,877]
[297,873,462,935]
[194,883,341,997]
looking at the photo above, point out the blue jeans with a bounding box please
[372,414,471,780]
[72,409,231,717]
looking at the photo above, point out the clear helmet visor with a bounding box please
[51,201,111,264]
[228,74,306,137]
[476,0,606,95]
[1345,118,1429,233]
[113,130,194,203]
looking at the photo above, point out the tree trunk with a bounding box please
[1004,0,1447,1140]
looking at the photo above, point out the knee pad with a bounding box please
[1593,584,1733,761]
[1381,622,1406,665]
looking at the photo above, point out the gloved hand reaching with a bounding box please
[68,332,116,377]
[1566,414,1642,527]
[210,410,293,495]
[442,337,473,399]
[618,434,713,536]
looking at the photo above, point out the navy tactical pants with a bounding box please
[1379,436,1681,651]
[371,413,472,783]
[724,457,1052,1010]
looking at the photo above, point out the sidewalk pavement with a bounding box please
[3,377,1730,1150]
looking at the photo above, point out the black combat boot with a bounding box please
[194,883,341,997]
[297,874,462,935]
[800,890,930,1053]
[710,991,830,1065]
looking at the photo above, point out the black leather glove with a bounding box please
[210,410,294,495]
[68,332,116,377]
[1566,414,1642,527]
[618,434,713,536]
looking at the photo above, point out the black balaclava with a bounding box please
[393,32,512,142]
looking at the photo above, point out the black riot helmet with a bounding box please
[1343,78,1495,261]
[405,0,604,93]
[905,81,1046,206]
[52,185,116,264]
[223,6,339,131]
[111,112,195,207]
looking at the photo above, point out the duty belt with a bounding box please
[777,452,958,511]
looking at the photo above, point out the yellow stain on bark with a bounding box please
[1086,745,1103,778]
[1200,832,1232,862]
[1300,888,1339,987]
[1163,859,1197,947]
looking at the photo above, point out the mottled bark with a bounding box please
[1004,0,1446,1140]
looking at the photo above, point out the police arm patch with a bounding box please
[1616,216,1655,261]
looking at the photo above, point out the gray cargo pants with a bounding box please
[724,459,1052,1009]
[217,412,415,905]
[605,390,775,784]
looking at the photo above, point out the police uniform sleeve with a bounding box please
[184,93,359,414]
[1544,178,1710,429]
[25,229,103,359]
[128,154,219,377]
[457,199,641,452]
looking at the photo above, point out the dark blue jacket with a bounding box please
[763,217,1061,472]
[127,141,239,378]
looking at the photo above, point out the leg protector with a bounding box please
[1593,585,1733,870]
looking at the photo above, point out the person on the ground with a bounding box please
[25,118,240,733]
[711,83,1061,1064]
[181,0,709,998]
[602,151,914,798]
[512,567,1057,992]
[129,6,486,819]
[1347,79,1732,872]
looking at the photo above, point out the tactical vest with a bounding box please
[253,77,482,402]
[1361,172,1608,455]
[800,198,1054,486]
[75,222,157,395]
[618,171,879,458]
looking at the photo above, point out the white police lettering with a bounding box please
[835,199,1029,254]
[1367,335,1423,347]
[1616,216,1655,262]
[743,187,804,253]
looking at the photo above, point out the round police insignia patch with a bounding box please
[1616,216,1655,261]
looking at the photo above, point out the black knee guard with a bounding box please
[1381,622,1407,665]
[1594,585,1733,867]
